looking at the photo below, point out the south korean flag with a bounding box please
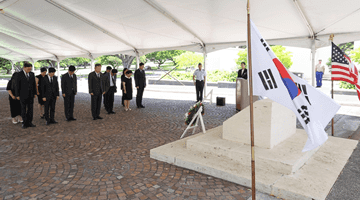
[250,20,340,152]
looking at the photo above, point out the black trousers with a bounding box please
[136,87,144,107]
[91,94,102,118]
[104,87,116,112]
[122,90,125,106]
[64,93,75,119]
[9,97,21,118]
[45,97,57,122]
[195,80,204,101]
[20,98,34,125]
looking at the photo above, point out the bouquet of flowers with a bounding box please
[185,102,205,126]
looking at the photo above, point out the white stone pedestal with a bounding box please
[150,99,358,200]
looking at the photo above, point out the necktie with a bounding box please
[51,77,53,83]
[112,76,115,84]
[97,73,100,78]
[26,73,29,80]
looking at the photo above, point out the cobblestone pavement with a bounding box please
[0,91,252,200]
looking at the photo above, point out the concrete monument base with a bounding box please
[150,100,358,200]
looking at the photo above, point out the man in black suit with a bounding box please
[15,62,37,129]
[134,63,146,108]
[103,66,112,108]
[61,65,77,121]
[41,68,60,125]
[237,62,248,79]
[102,69,118,114]
[89,63,104,120]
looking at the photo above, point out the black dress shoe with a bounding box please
[46,121,51,125]
[93,117,97,120]
[22,124,28,129]
[140,105,145,108]
[28,123,36,127]
[70,118,76,121]
[97,116,103,119]
[50,120,58,124]
[109,111,116,114]
[66,118,70,121]
[40,115,45,119]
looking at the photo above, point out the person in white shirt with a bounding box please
[193,63,206,102]
[315,59,325,88]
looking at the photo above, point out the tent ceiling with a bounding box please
[0,0,360,63]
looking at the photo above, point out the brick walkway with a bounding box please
[0,91,251,200]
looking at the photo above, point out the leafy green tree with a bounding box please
[174,51,204,69]
[115,54,135,69]
[0,58,12,74]
[235,46,293,69]
[167,50,185,65]
[145,51,169,69]
[96,55,122,69]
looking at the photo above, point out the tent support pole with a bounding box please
[10,61,14,74]
[329,34,335,137]
[311,40,316,87]
[203,48,207,97]
[91,59,95,72]
[57,61,60,78]
[136,51,140,70]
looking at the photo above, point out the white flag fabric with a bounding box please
[250,20,341,152]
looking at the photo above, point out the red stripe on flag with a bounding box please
[331,65,349,72]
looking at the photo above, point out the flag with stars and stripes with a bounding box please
[331,42,360,100]
[250,20,341,152]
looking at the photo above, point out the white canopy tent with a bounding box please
[1,0,360,85]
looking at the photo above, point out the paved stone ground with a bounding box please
[0,91,252,200]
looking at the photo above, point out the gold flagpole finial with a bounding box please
[247,0,250,14]
[329,34,334,42]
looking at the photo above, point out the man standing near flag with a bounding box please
[315,60,325,88]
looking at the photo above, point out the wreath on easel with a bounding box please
[185,102,205,126]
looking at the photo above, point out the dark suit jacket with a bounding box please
[88,71,103,96]
[41,75,60,99]
[15,70,36,100]
[238,68,248,80]
[61,73,77,96]
[134,69,146,88]
[102,73,117,93]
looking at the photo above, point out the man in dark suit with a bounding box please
[102,69,118,114]
[61,65,77,121]
[134,63,146,108]
[103,66,112,108]
[15,62,37,129]
[89,63,104,120]
[41,68,60,125]
[237,62,248,80]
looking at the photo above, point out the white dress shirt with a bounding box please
[193,69,206,81]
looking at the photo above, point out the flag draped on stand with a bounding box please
[331,42,360,100]
[250,20,341,152]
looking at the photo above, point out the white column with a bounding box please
[91,59,95,72]
[57,61,60,78]
[136,52,140,70]
[10,61,14,74]
[203,49,207,96]
[311,40,316,87]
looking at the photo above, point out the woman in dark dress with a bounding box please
[7,72,22,124]
[121,68,128,107]
[122,70,133,111]
[36,67,47,118]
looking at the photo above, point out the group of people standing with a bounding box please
[7,62,146,128]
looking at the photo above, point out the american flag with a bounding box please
[331,42,360,100]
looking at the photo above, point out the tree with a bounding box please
[339,42,354,55]
[174,51,204,69]
[0,58,12,74]
[235,45,293,69]
[167,50,186,65]
[96,55,122,69]
[60,57,91,69]
[115,54,135,69]
[145,51,168,69]
[36,60,57,68]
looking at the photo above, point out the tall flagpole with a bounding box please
[247,0,256,199]
[329,34,334,137]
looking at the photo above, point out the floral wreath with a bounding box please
[185,102,205,125]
